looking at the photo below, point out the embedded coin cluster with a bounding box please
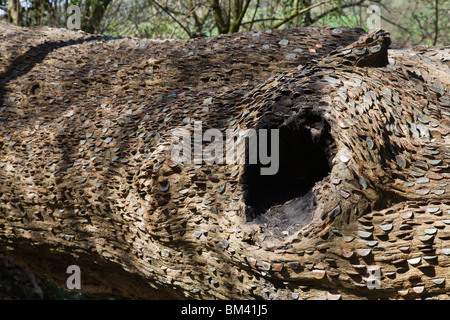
[0,22,448,300]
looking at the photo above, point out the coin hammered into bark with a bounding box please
[0,23,449,300]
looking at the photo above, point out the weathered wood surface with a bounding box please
[0,22,449,299]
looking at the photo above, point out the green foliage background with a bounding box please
[0,0,447,301]
[0,0,448,45]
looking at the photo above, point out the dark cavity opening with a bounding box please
[242,107,336,226]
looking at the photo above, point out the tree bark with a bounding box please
[270,0,335,29]
[0,22,449,300]
[83,0,112,34]
[211,0,251,34]
[433,0,439,46]
[7,0,22,26]
[211,0,230,34]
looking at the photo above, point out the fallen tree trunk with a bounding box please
[0,22,449,300]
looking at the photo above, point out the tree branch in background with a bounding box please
[311,0,366,26]
[270,0,335,29]
[379,15,410,34]
[434,0,438,45]
[242,17,281,26]
[232,0,240,27]
[151,0,193,37]
[83,0,113,34]
[248,0,260,31]
[100,0,124,34]
[211,0,230,34]
[227,0,231,27]
[191,6,211,37]
[7,0,22,25]
[229,0,251,33]
[211,0,252,34]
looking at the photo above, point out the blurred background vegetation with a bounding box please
[0,0,448,45]
[0,0,447,301]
